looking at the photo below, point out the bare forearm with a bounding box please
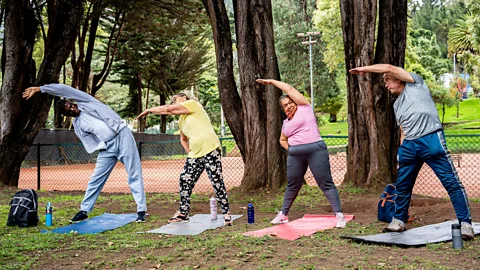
[180,139,190,153]
[149,105,172,115]
[280,140,289,151]
[359,64,392,74]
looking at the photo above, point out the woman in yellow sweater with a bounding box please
[136,93,232,225]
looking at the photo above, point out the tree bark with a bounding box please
[203,0,286,190]
[202,0,245,158]
[340,0,406,188]
[0,0,84,186]
[79,0,103,93]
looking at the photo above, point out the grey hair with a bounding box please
[279,94,294,106]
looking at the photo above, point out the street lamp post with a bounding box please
[297,32,320,107]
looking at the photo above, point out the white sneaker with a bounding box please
[461,222,475,240]
[335,212,346,228]
[271,211,289,224]
[385,218,406,232]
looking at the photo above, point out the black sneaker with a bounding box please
[136,211,147,223]
[70,211,88,223]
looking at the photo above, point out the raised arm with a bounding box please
[349,64,414,83]
[135,104,191,119]
[24,84,98,102]
[256,79,310,106]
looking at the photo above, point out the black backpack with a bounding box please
[7,189,39,227]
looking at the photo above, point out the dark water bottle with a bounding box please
[46,202,53,226]
[247,203,254,224]
[452,223,463,249]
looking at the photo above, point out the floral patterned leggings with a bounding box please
[178,148,230,215]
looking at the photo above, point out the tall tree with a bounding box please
[203,0,287,190]
[340,0,407,188]
[0,0,84,186]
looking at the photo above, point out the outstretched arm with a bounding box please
[135,104,191,119]
[349,64,414,83]
[24,84,98,102]
[256,79,310,106]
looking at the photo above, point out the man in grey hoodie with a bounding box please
[23,84,147,223]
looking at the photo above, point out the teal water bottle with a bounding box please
[46,202,53,226]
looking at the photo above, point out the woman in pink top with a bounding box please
[256,79,345,228]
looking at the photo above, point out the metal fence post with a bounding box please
[37,143,41,190]
[138,140,143,160]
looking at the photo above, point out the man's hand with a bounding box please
[22,87,41,100]
[348,67,367,76]
[256,79,274,85]
[135,109,150,120]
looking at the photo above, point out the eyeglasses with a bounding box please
[281,99,295,109]
[170,97,176,105]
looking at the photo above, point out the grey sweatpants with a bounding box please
[281,140,342,215]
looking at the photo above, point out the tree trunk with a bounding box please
[0,0,84,186]
[340,0,406,188]
[202,0,245,158]
[92,10,124,96]
[136,72,146,132]
[203,0,287,190]
[234,0,286,190]
[79,0,103,93]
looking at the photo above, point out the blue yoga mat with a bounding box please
[144,214,243,235]
[42,213,137,234]
[341,220,480,246]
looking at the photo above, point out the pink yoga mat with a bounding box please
[244,214,355,240]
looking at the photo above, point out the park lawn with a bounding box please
[320,98,480,135]
[438,98,480,123]
[1,185,479,270]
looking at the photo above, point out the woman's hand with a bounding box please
[135,109,150,120]
[256,79,274,85]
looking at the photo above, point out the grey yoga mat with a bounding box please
[144,214,243,235]
[341,220,480,246]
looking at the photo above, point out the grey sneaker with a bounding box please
[385,218,406,232]
[335,212,346,228]
[271,211,289,224]
[461,222,475,240]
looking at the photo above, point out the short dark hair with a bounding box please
[55,99,68,116]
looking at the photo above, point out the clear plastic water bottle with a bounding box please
[452,223,463,249]
[210,197,217,220]
[46,202,53,226]
[247,203,254,224]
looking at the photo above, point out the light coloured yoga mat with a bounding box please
[144,214,243,235]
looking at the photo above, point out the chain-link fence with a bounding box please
[18,135,480,198]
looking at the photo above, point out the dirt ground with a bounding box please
[3,186,477,270]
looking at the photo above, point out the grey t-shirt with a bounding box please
[393,73,442,140]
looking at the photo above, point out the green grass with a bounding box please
[1,186,479,269]
[319,98,480,136]
[438,98,480,123]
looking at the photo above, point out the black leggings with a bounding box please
[281,140,342,215]
[178,148,230,215]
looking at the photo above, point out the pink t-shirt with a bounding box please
[282,104,322,146]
